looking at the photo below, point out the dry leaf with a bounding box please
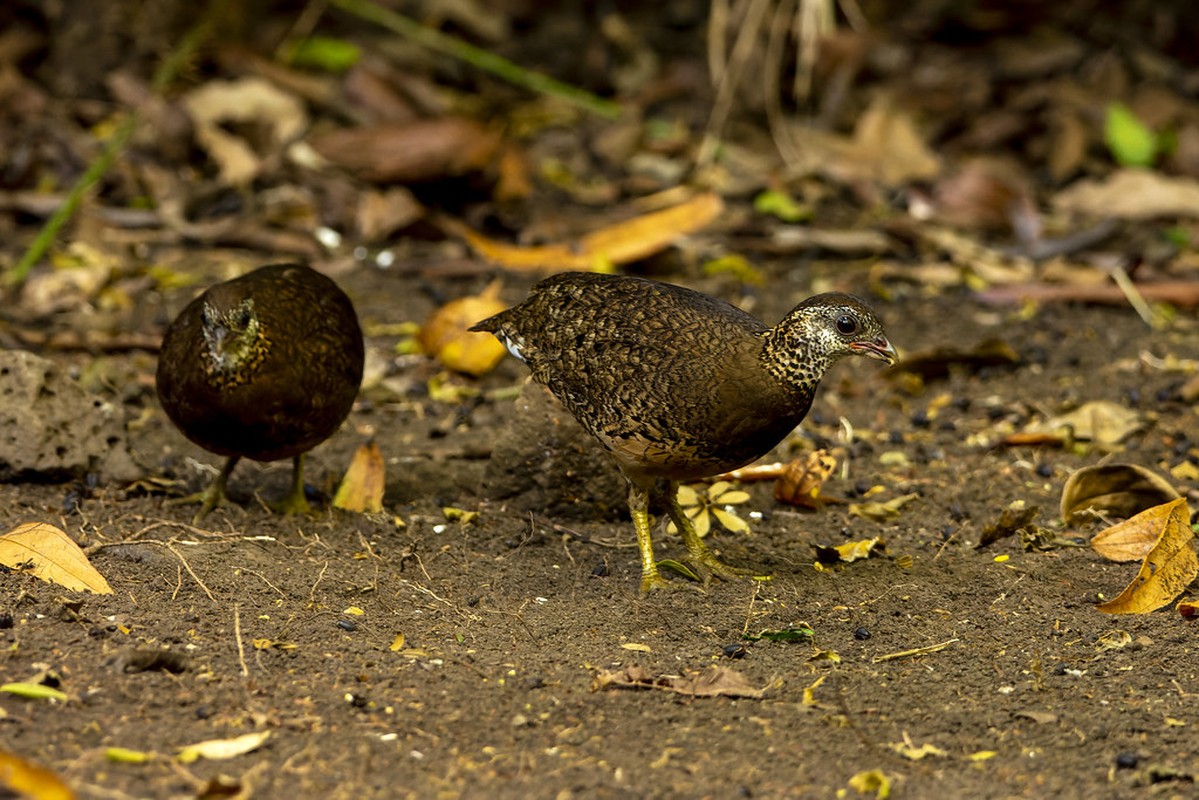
[590,665,771,699]
[774,450,836,508]
[841,97,941,186]
[815,537,886,564]
[1055,168,1199,219]
[332,441,386,513]
[1091,505,1170,563]
[1097,498,1198,614]
[848,768,892,799]
[418,282,508,376]
[978,503,1039,548]
[849,493,920,521]
[176,731,271,763]
[1031,401,1143,444]
[0,748,74,800]
[1060,463,1180,524]
[309,117,499,183]
[0,522,113,594]
[441,192,723,273]
[182,77,307,186]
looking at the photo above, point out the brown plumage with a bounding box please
[156,264,364,521]
[472,271,895,592]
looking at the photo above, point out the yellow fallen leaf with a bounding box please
[332,441,386,513]
[105,747,154,763]
[1090,503,1172,563]
[0,683,68,702]
[176,731,271,763]
[442,193,723,273]
[849,493,920,521]
[389,633,406,651]
[848,768,892,799]
[0,748,74,800]
[620,643,651,652]
[418,281,508,376]
[0,522,112,594]
[1097,498,1198,614]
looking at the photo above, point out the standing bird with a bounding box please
[156,264,364,522]
[472,272,895,592]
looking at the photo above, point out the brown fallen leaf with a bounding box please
[1097,498,1198,614]
[975,280,1199,309]
[893,338,1020,382]
[418,281,509,376]
[1028,401,1143,445]
[440,192,724,273]
[1091,503,1172,563]
[590,665,771,699]
[0,522,113,594]
[977,503,1039,548]
[332,441,386,514]
[774,450,837,509]
[1060,463,1180,524]
[310,117,500,183]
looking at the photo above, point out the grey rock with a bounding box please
[0,350,139,483]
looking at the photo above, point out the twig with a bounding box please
[3,10,217,290]
[233,603,249,677]
[328,0,620,119]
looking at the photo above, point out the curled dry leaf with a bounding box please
[774,450,836,508]
[1096,498,1197,614]
[441,192,724,273]
[1060,463,1180,524]
[849,493,920,521]
[418,282,508,376]
[183,77,307,186]
[332,441,385,514]
[0,522,113,594]
[1054,168,1199,220]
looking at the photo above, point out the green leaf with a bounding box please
[753,190,811,223]
[745,626,815,643]
[1,682,69,701]
[1105,103,1158,167]
[657,559,700,582]
[289,36,362,74]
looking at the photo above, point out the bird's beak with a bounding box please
[851,335,897,365]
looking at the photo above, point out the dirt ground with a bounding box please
[2,262,1197,800]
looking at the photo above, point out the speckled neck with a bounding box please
[759,309,835,396]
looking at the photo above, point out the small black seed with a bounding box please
[722,644,748,659]
[854,627,871,640]
[1035,462,1053,478]
[1115,752,1139,769]
[337,619,357,632]
[911,410,931,428]
[889,429,905,444]
[591,562,610,578]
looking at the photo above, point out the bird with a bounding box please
[156,263,364,523]
[472,271,895,593]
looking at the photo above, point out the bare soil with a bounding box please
[3,264,1197,800]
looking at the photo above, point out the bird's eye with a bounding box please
[236,306,253,328]
[835,314,859,335]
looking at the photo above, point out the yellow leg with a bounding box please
[169,456,239,525]
[270,455,312,515]
[665,482,751,584]
[629,484,669,593]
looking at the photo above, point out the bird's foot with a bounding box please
[269,488,312,516]
[167,482,230,526]
[689,551,756,584]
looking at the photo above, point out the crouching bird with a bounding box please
[156,264,364,523]
[472,271,895,593]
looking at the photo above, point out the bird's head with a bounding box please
[763,293,895,389]
[200,296,264,372]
